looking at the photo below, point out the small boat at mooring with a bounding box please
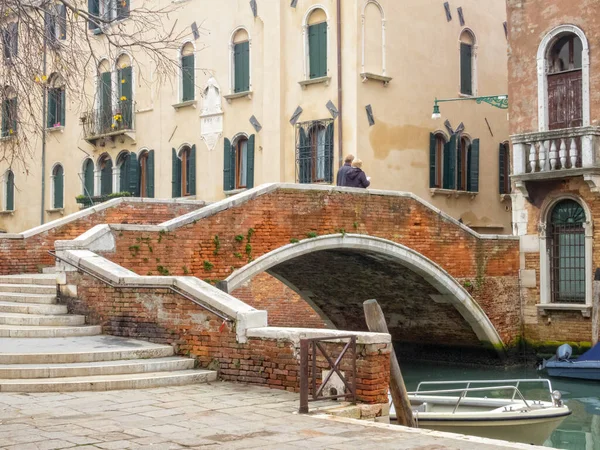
[542,343,600,380]
[390,378,570,445]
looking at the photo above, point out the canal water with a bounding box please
[401,361,600,450]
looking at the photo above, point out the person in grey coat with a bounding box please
[345,159,371,189]
[336,154,355,186]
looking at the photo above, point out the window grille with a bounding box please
[295,119,334,184]
[550,200,586,304]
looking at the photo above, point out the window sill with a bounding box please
[429,188,478,200]
[224,91,253,103]
[46,208,64,215]
[46,126,64,133]
[0,135,17,141]
[537,303,591,318]
[360,72,392,86]
[0,210,14,216]
[172,100,197,110]
[298,76,331,89]
[224,188,247,197]
[458,92,476,98]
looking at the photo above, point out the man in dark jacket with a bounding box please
[345,159,371,189]
[336,154,355,186]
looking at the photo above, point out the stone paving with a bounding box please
[0,381,545,449]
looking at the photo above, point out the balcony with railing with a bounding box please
[511,126,600,197]
[81,99,135,145]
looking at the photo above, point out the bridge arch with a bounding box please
[223,234,504,354]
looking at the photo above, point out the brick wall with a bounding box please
[61,271,391,404]
[99,189,520,345]
[0,201,202,275]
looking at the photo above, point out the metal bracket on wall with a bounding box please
[290,106,303,126]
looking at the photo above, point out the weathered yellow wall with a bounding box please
[0,0,510,234]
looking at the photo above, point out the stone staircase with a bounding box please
[0,274,217,392]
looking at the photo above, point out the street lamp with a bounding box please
[431,95,508,119]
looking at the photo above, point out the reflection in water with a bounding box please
[400,362,600,450]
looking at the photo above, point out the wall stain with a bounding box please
[369,121,430,160]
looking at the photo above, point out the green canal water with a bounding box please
[401,362,600,450]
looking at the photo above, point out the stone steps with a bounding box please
[0,370,217,392]
[0,357,195,379]
[0,324,102,338]
[0,312,85,326]
[0,300,67,315]
[0,274,216,392]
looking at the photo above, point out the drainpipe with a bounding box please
[40,25,47,225]
[336,0,343,168]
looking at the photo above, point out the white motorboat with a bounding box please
[389,379,571,445]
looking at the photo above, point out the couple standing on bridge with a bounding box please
[336,154,371,188]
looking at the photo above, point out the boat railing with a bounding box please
[409,385,532,413]
[415,378,554,402]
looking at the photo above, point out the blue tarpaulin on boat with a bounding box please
[576,343,600,362]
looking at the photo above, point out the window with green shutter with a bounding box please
[88,0,100,29]
[460,43,473,95]
[499,143,510,195]
[3,22,18,61]
[172,148,182,198]
[47,87,65,128]
[5,170,14,211]
[468,139,480,193]
[1,96,17,137]
[442,133,457,190]
[145,150,155,198]
[117,0,130,20]
[295,120,334,183]
[52,164,64,209]
[83,159,94,197]
[99,71,112,133]
[223,138,234,191]
[234,41,250,93]
[181,54,195,102]
[308,22,327,79]
[117,66,132,129]
[99,155,113,196]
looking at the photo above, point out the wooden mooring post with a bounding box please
[363,299,416,428]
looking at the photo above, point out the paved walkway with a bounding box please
[0,382,545,449]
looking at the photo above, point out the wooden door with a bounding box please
[548,70,582,130]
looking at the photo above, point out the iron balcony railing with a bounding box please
[81,99,134,139]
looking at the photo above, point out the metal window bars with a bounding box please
[295,119,334,184]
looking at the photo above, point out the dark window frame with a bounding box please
[295,119,334,184]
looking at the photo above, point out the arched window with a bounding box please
[116,54,133,130]
[1,86,17,137]
[306,8,328,80]
[138,150,155,198]
[52,164,64,209]
[361,1,386,76]
[537,26,589,131]
[172,145,196,197]
[97,59,112,134]
[3,169,14,211]
[296,121,333,184]
[459,29,476,96]
[117,151,138,195]
[82,158,94,196]
[180,42,195,102]
[549,200,586,304]
[499,142,510,195]
[548,34,583,130]
[47,73,66,128]
[98,154,113,196]
[223,135,255,191]
[231,29,250,93]
[429,132,446,189]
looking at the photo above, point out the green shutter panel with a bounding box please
[10,97,16,134]
[325,123,334,183]
[181,54,195,101]
[60,89,66,126]
[246,135,255,189]
[223,138,234,191]
[1,100,7,136]
[84,160,94,196]
[101,159,113,195]
[6,170,14,211]
[443,133,457,190]
[100,71,112,132]
[429,133,437,188]
[147,150,155,198]
[88,0,99,29]
[457,137,463,190]
[119,154,129,192]
[118,66,132,129]
[47,89,56,128]
[298,128,311,183]
[189,145,196,195]
[242,41,250,92]
[469,139,480,193]
[58,5,67,40]
[128,152,139,196]
[172,148,181,197]
[117,0,130,19]
[499,143,506,195]
[460,43,472,96]
[45,11,56,42]
[10,23,17,57]
[308,25,318,79]
[319,22,327,78]
[234,44,242,93]
[54,166,64,209]
[234,42,250,93]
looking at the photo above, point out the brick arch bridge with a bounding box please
[93,184,520,356]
